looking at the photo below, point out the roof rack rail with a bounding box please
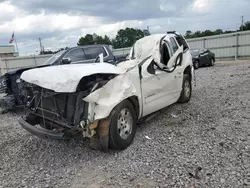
[167,31,176,34]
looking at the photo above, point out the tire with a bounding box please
[178,74,192,103]
[209,58,215,66]
[193,60,199,69]
[108,100,137,150]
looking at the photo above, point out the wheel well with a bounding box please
[184,65,192,79]
[127,96,140,119]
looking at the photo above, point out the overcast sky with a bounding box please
[0,0,249,55]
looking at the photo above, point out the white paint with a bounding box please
[21,63,125,93]
[84,33,192,120]
[83,66,142,120]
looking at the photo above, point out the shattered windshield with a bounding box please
[43,50,66,65]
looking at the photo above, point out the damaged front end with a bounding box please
[0,73,32,113]
[19,74,116,144]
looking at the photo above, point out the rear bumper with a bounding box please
[18,116,66,140]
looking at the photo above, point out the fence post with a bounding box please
[4,59,8,74]
[34,55,37,66]
[235,32,239,60]
[203,38,206,48]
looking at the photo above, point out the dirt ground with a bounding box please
[0,60,250,188]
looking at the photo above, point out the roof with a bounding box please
[75,44,110,48]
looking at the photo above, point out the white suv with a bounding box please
[19,32,194,151]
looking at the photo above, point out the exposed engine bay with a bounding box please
[23,74,116,139]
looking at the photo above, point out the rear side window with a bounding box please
[169,37,179,53]
[175,36,189,51]
[64,49,86,62]
[84,47,108,60]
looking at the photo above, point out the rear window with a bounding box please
[84,47,108,59]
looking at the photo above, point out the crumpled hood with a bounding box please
[21,63,126,93]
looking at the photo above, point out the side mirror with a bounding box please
[61,57,71,64]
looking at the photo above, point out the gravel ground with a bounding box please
[1,61,250,188]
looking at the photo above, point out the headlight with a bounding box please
[16,78,21,83]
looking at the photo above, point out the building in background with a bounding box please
[0,45,19,58]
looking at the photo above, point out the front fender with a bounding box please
[83,67,142,121]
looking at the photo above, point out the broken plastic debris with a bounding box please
[171,114,178,118]
[145,136,152,140]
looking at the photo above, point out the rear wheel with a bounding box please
[109,100,137,150]
[210,58,215,66]
[193,60,199,69]
[178,74,192,103]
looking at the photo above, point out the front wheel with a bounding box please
[108,100,137,150]
[178,74,192,103]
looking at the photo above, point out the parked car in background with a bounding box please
[18,32,194,151]
[0,44,126,113]
[190,48,215,69]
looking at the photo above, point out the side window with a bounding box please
[169,37,179,53]
[175,36,189,51]
[161,42,172,65]
[64,49,86,62]
[84,47,108,60]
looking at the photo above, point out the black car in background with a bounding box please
[0,44,126,113]
[190,48,215,69]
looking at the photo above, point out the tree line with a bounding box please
[77,27,150,49]
[42,20,250,54]
[185,21,250,39]
[77,20,250,47]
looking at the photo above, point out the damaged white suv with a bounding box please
[19,32,194,151]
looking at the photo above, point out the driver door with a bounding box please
[141,40,183,117]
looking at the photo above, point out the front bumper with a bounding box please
[18,116,67,140]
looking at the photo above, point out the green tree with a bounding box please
[242,21,250,31]
[192,31,202,38]
[143,29,151,36]
[214,29,223,35]
[112,27,145,49]
[202,30,214,37]
[77,34,94,45]
[77,34,112,45]
[185,30,192,38]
